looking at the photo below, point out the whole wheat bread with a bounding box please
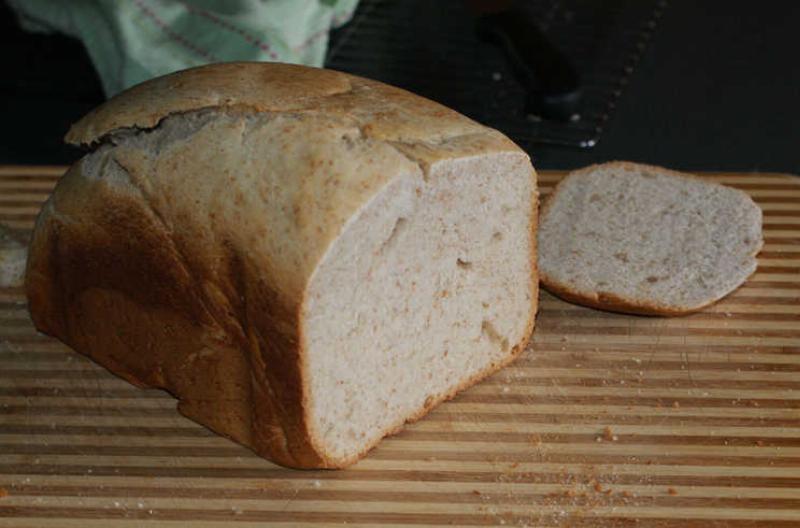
[25,62,539,469]
[538,162,762,315]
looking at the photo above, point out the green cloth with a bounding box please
[8,0,359,97]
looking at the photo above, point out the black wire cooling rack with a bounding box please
[326,0,668,150]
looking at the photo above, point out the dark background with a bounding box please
[1,0,798,174]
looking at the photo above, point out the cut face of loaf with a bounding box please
[26,63,538,468]
[538,162,762,315]
[305,149,535,462]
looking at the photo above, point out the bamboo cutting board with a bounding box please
[1,166,799,527]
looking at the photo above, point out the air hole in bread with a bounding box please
[456,258,472,269]
[378,217,407,254]
[481,319,509,352]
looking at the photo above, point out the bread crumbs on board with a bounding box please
[597,426,618,442]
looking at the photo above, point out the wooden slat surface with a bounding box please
[1,166,799,527]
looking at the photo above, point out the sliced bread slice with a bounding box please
[538,162,763,315]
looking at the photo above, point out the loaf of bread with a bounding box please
[26,62,539,468]
[538,162,762,315]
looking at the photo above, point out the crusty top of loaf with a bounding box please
[66,62,515,160]
[66,63,351,145]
